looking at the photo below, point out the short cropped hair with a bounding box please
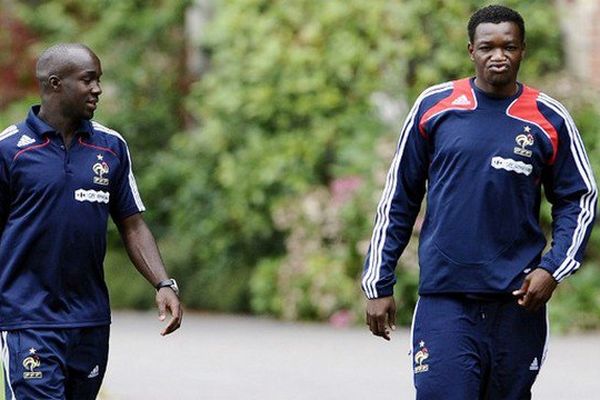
[468,5,525,43]
[36,43,93,82]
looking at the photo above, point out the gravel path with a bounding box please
[100,312,600,399]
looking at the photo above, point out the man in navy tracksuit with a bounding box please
[0,43,183,399]
[362,5,596,399]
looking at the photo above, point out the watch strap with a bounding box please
[155,279,175,290]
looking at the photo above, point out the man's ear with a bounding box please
[467,42,475,61]
[48,75,61,90]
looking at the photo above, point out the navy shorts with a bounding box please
[0,326,110,400]
[411,295,548,400]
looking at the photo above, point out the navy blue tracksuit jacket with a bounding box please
[362,77,597,299]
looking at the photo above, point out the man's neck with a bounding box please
[473,78,519,98]
[37,106,79,147]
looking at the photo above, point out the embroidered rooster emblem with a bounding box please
[515,133,534,149]
[415,348,429,366]
[92,161,110,186]
[414,341,430,373]
[23,356,40,372]
[93,161,109,178]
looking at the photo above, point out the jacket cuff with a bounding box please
[539,256,580,283]
[363,284,394,300]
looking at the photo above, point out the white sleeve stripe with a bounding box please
[539,94,596,191]
[0,125,18,141]
[538,94,597,279]
[559,99,598,256]
[91,122,146,212]
[363,99,420,298]
[363,82,453,298]
[538,95,596,251]
[538,94,597,259]
[553,257,575,281]
[544,98,595,274]
[362,82,453,298]
[555,258,581,282]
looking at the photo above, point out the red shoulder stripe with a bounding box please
[507,86,559,164]
[78,137,117,156]
[418,78,477,138]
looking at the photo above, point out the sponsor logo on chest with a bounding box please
[72,154,112,203]
[491,156,533,176]
[75,189,110,204]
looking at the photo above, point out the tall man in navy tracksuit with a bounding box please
[362,5,596,399]
[0,43,182,399]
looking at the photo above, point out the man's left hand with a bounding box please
[512,268,558,312]
[156,288,183,336]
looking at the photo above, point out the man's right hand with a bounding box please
[156,288,183,336]
[366,296,396,341]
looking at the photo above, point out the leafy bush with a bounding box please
[550,264,600,332]
[145,0,408,311]
[145,0,573,322]
[249,184,364,320]
[11,0,190,170]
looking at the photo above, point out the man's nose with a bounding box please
[490,48,506,60]
[92,81,102,95]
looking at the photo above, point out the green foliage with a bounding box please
[551,264,600,332]
[3,0,599,330]
[249,185,365,320]
[380,0,563,98]
[141,132,281,311]
[146,0,409,312]
[104,242,155,309]
[145,0,574,322]
[0,97,38,129]
[12,0,190,170]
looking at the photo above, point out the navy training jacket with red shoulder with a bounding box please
[362,78,597,299]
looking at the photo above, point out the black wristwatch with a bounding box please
[155,278,179,296]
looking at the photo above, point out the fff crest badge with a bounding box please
[514,126,534,158]
[414,340,430,374]
[23,348,42,379]
[93,154,110,186]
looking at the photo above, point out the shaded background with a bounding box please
[1,0,599,332]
